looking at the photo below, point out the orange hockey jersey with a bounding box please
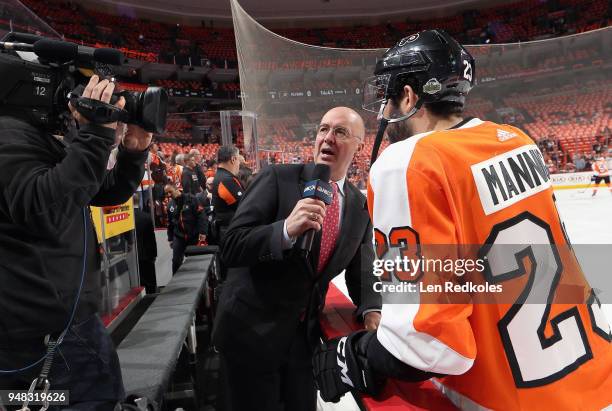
[592,159,609,176]
[367,118,612,410]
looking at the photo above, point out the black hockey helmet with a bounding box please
[363,29,475,119]
[366,30,475,165]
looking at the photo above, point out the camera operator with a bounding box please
[0,74,152,409]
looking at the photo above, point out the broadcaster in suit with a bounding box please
[214,106,381,411]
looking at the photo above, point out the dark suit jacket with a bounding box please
[212,163,381,371]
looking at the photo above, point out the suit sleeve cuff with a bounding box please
[281,220,297,250]
[270,219,288,260]
[362,309,381,319]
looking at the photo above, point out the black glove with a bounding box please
[312,330,383,403]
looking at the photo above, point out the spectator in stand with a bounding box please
[547,159,558,174]
[574,153,586,171]
[205,177,214,207]
[206,159,218,178]
[165,184,208,273]
[189,148,207,190]
[211,145,243,244]
[176,153,185,167]
[166,154,183,188]
[181,152,203,194]
[593,140,603,154]
[138,143,163,212]
[550,149,559,164]
[149,143,167,224]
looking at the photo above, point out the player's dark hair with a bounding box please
[425,101,464,117]
[391,75,464,118]
[218,145,239,163]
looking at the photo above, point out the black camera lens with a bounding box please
[140,87,168,134]
[117,87,168,133]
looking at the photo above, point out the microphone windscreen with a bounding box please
[93,48,124,65]
[33,39,77,62]
[312,163,331,182]
[7,32,44,44]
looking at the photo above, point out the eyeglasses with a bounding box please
[317,124,355,141]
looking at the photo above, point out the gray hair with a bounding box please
[217,145,239,163]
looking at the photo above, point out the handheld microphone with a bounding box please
[297,163,333,256]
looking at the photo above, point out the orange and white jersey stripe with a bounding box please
[167,164,183,187]
[139,169,153,191]
[592,159,609,176]
[368,118,612,411]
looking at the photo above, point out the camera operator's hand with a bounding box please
[285,198,326,238]
[69,75,125,130]
[122,124,153,152]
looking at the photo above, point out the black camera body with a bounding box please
[0,50,66,131]
[0,32,167,134]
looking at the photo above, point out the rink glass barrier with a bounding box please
[231,0,610,174]
[156,111,259,170]
[0,0,60,39]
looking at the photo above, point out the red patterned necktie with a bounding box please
[318,182,340,273]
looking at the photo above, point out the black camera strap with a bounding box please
[69,95,130,126]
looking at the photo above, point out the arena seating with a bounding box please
[18,0,609,178]
[21,0,612,65]
[504,84,611,162]
[154,79,610,180]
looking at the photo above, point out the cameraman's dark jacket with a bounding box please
[0,114,147,342]
[166,193,208,243]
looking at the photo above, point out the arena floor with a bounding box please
[555,188,612,323]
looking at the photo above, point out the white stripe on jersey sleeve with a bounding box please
[370,128,475,376]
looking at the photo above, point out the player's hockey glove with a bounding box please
[313,330,384,403]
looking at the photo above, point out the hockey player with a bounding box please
[591,156,612,197]
[313,30,612,410]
